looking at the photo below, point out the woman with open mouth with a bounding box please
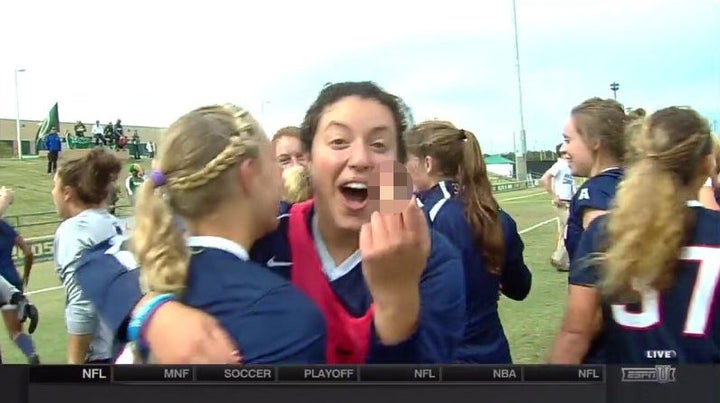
[75,81,467,364]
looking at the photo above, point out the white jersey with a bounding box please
[54,208,123,362]
[547,159,576,201]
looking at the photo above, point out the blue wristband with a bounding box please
[127,293,176,343]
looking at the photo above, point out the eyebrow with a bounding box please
[325,120,392,135]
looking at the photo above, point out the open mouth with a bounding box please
[339,182,369,210]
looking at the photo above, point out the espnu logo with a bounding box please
[621,350,678,384]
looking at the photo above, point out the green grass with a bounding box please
[1,159,565,364]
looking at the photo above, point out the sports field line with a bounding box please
[497,191,545,202]
[518,217,556,235]
[25,217,558,297]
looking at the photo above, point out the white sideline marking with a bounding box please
[26,285,63,295]
[498,191,545,202]
[24,217,558,296]
[519,218,556,235]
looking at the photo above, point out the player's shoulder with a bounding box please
[690,206,720,246]
[0,218,16,234]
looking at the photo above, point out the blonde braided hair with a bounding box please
[133,104,265,294]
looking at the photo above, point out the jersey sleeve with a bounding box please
[75,248,142,340]
[568,215,608,287]
[367,230,465,363]
[574,178,616,215]
[498,212,532,301]
[0,221,18,241]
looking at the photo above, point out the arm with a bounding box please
[15,235,34,289]
[75,252,239,364]
[367,231,466,363]
[548,285,602,363]
[582,208,607,229]
[499,213,532,301]
[549,217,606,363]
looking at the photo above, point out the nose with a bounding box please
[347,140,372,172]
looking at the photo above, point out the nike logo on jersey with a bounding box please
[266,256,292,267]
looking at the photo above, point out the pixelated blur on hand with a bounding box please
[368,160,414,215]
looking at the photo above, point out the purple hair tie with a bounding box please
[149,170,166,187]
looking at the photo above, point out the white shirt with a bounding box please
[547,159,576,201]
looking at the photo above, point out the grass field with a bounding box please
[0,158,566,364]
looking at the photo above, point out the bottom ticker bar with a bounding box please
[443,365,522,382]
[27,364,606,384]
[524,365,604,382]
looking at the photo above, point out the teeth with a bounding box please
[344,182,367,190]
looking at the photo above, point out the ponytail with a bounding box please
[132,180,189,295]
[460,131,504,274]
[601,158,691,300]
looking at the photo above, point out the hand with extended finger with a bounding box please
[360,197,431,345]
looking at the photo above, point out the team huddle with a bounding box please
[0,81,718,365]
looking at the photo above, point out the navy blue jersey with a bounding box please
[565,167,623,262]
[0,220,21,289]
[572,203,720,364]
[416,181,532,363]
[76,204,466,364]
[250,202,466,363]
[76,235,326,364]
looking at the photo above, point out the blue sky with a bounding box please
[0,0,718,153]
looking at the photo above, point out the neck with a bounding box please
[68,203,101,218]
[425,176,454,191]
[316,211,359,266]
[190,203,258,251]
[589,155,620,177]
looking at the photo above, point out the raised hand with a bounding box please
[360,161,432,344]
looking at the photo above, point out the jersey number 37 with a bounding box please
[611,246,720,337]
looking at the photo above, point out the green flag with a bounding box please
[35,102,59,151]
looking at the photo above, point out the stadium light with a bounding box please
[15,68,26,160]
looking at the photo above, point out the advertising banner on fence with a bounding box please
[12,218,132,266]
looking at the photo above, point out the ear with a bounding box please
[236,159,258,195]
[423,156,433,174]
[62,185,74,202]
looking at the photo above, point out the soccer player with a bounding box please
[552,106,719,364]
[0,276,39,364]
[75,81,466,364]
[405,120,531,363]
[51,147,125,364]
[563,98,629,263]
[0,219,38,364]
[87,104,327,364]
[552,97,636,364]
[272,126,309,171]
[124,163,145,206]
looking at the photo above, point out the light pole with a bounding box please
[512,0,528,182]
[15,68,26,160]
[610,82,620,101]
